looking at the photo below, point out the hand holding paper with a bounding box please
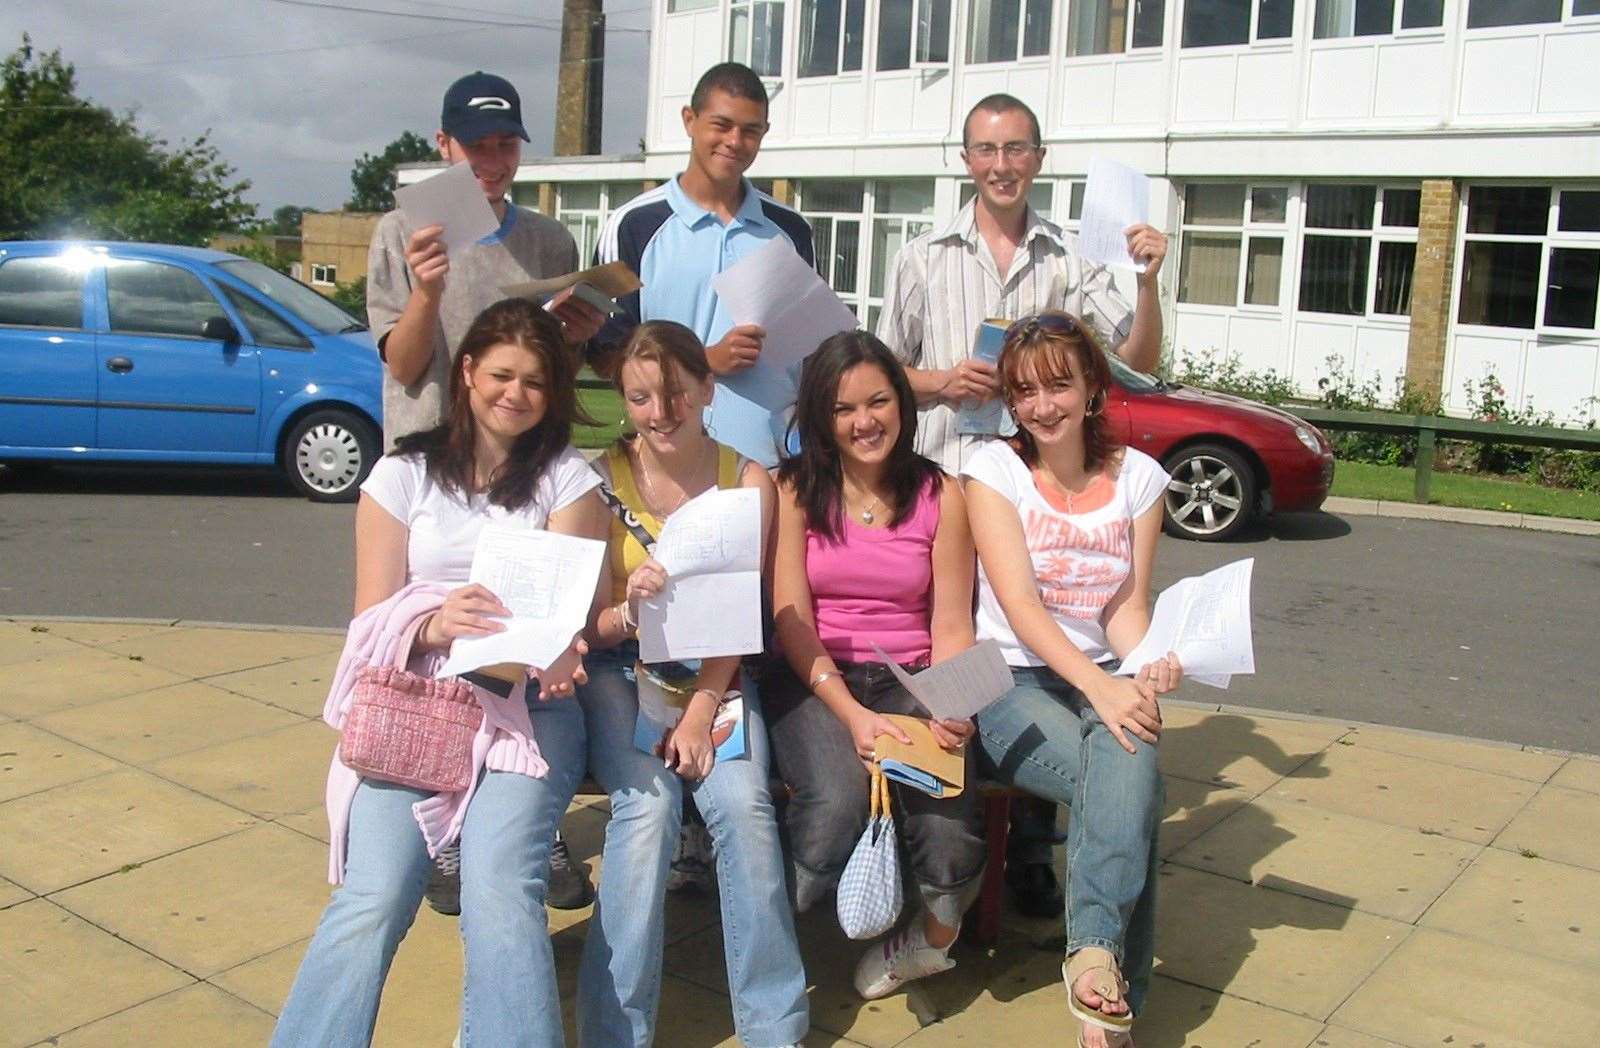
[394,162,501,257]
[637,487,765,662]
[1078,157,1151,273]
[1115,558,1256,689]
[869,640,1016,720]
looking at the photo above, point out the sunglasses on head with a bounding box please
[1004,314,1083,343]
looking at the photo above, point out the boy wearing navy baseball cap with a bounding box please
[367,71,605,449]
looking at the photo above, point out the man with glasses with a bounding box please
[876,93,1167,475]
[876,93,1167,921]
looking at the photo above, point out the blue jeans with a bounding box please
[576,644,808,1048]
[271,696,585,1048]
[973,666,1162,1014]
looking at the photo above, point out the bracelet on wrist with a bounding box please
[809,669,838,691]
[616,600,637,634]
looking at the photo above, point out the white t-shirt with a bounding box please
[960,441,1170,666]
[360,446,601,585]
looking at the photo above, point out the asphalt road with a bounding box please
[3,463,1597,753]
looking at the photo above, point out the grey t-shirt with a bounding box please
[367,204,579,448]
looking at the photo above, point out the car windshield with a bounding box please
[214,259,364,335]
[1105,352,1163,393]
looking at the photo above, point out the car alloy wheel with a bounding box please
[284,409,376,502]
[1163,443,1255,541]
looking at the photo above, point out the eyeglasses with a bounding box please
[964,141,1040,161]
[1004,314,1082,343]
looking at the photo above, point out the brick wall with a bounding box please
[1404,178,1460,401]
[300,211,382,295]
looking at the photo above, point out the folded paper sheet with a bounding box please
[870,639,1015,721]
[638,486,764,662]
[1114,558,1256,689]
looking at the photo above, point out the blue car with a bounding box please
[0,241,383,501]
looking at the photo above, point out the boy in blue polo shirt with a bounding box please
[594,62,815,467]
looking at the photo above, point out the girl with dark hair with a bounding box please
[272,298,609,1048]
[961,312,1181,1048]
[576,320,809,1048]
[764,331,987,1001]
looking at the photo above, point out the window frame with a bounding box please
[1455,184,1600,335]
[0,255,89,331]
[1063,0,1168,58]
[729,0,788,77]
[1310,0,1449,39]
[1463,0,1600,31]
[1296,182,1420,320]
[103,259,230,343]
[1180,0,1298,48]
[1176,182,1293,312]
[309,263,338,287]
[965,0,1056,64]
[798,0,867,77]
[875,0,955,71]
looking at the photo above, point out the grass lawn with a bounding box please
[1331,459,1600,521]
[575,383,627,449]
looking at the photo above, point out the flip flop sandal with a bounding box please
[1064,947,1135,1033]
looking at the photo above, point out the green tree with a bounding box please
[329,275,367,320]
[228,237,294,276]
[0,36,255,243]
[347,131,437,213]
[266,204,309,237]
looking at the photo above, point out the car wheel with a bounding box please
[1162,443,1257,542]
[283,409,377,503]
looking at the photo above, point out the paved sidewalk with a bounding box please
[3,618,1598,1048]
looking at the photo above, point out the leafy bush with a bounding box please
[1170,348,1298,404]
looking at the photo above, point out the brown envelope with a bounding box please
[873,714,965,798]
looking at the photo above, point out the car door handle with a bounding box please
[105,356,134,374]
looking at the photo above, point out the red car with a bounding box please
[1104,356,1335,541]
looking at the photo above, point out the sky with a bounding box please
[2,0,652,216]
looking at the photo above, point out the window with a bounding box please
[799,181,866,315]
[1459,186,1600,331]
[310,263,337,286]
[1178,184,1291,308]
[106,260,224,339]
[0,257,85,329]
[730,0,785,77]
[877,0,952,70]
[800,0,866,75]
[668,0,718,10]
[1465,0,1563,27]
[959,180,1055,217]
[1298,184,1419,316]
[1067,0,1166,55]
[1182,0,1295,46]
[968,0,1053,62]
[1312,0,1445,34]
[557,183,605,265]
[218,286,311,349]
[867,181,936,329]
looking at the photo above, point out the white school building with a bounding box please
[409,0,1600,422]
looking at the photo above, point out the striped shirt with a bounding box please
[875,199,1133,473]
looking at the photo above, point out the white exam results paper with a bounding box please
[638,487,764,662]
[1078,157,1151,273]
[869,640,1015,720]
[710,237,859,412]
[394,162,501,256]
[1115,558,1255,689]
[437,525,606,678]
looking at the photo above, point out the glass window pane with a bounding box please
[1258,0,1297,37]
[1182,0,1252,46]
[750,1,786,75]
[812,218,835,281]
[1178,231,1243,305]
[1244,236,1284,305]
[968,0,1022,62]
[878,0,913,68]
[730,8,751,68]
[1400,0,1444,25]
[668,0,718,10]
[1132,0,1166,45]
[1068,182,1086,221]
[1250,186,1288,223]
[1068,0,1129,56]
[803,179,866,212]
[844,0,867,68]
[1314,0,1395,37]
[960,183,977,209]
[220,286,308,348]
[107,261,224,338]
[1374,241,1416,315]
[559,183,602,210]
[875,180,936,215]
[606,182,641,210]
[1575,0,1600,13]
[1466,186,1550,236]
[1185,183,1247,225]
[1382,188,1421,228]
[871,221,909,298]
[1466,0,1562,27]
[1458,240,1541,328]
[834,219,862,294]
[1306,185,1377,230]
[800,0,843,75]
[1028,182,1053,215]
[1544,248,1600,330]
[917,0,952,62]
[1298,235,1372,315]
[1023,0,1055,54]
[0,257,85,329]
[1557,191,1600,233]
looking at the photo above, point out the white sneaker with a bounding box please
[665,822,717,893]
[852,920,955,1000]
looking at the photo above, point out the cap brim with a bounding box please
[445,114,531,144]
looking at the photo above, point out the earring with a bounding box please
[1085,391,1105,417]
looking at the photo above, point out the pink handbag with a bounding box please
[338,614,484,792]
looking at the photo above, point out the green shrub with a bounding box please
[1170,348,1298,404]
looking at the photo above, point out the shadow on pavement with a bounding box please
[0,462,299,499]
[1223,510,1353,544]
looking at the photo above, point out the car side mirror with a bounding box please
[202,316,240,343]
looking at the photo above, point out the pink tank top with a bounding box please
[806,477,941,666]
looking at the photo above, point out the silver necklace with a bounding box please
[842,481,885,524]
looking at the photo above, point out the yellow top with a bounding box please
[602,437,744,604]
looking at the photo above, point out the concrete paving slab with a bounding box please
[0,769,256,893]
[150,719,335,819]
[22,620,179,648]
[101,627,336,680]
[208,938,307,1016]
[1420,846,1600,967]
[50,823,332,978]
[368,905,466,1048]
[0,876,30,909]
[273,806,330,845]
[1153,866,1409,1021]
[1131,975,1327,1048]
[1168,795,1479,922]
[1305,1025,1411,1047]
[1551,755,1600,794]
[1338,725,1565,783]
[0,623,84,666]
[1491,785,1600,872]
[0,649,188,718]
[45,982,275,1047]
[862,944,1074,1048]
[1331,928,1600,1048]
[0,720,119,802]
[1266,744,1539,844]
[1158,710,1340,794]
[1160,775,1252,859]
[0,898,190,1048]
[204,652,338,718]
[34,680,300,765]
